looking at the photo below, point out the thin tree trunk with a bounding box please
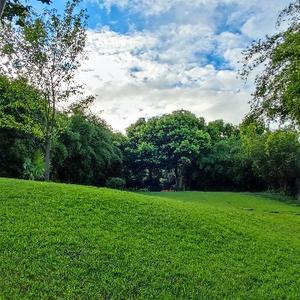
[174,167,178,191]
[0,0,7,19]
[44,86,55,182]
[178,168,185,191]
[44,137,51,181]
[149,168,153,182]
[296,178,300,201]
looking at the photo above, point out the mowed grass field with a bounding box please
[1,178,300,299]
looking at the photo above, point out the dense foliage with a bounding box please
[1,0,51,24]
[0,75,44,137]
[0,76,299,195]
[52,112,123,186]
[123,111,299,196]
[241,0,300,127]
[123,111,210,191]
[0,76,123,185]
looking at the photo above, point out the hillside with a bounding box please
[1,178,300,299]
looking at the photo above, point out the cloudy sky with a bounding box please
[37,0,291,131]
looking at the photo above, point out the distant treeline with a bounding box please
[1,76,299,196]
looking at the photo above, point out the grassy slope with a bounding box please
[0,178,300,299]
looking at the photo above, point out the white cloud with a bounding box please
[77,0,291,131]
[77,28,251,131]
[85,82,250,132]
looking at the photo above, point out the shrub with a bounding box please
[105,177,126,190]
[23,150,44,180]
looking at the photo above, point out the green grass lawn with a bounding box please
[1,178,300,299]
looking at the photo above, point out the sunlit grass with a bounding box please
[1,178,300,299]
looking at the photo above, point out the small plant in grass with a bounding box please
[105,177,126,190]
[23,150,44,180]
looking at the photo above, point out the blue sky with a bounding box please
[33,0,291,131]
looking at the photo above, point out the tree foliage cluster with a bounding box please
[1,0,51,25]
[0,0,299,197]
[0,75,122,185]
[241,0,300,127]
[122,111,300,195]
[0,76,299,196]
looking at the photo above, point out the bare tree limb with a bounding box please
[0,0,7,19]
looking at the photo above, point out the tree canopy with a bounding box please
[124,111,211,191]
[241,0,300,127]
[1,0,51,23]
[0,75,44,137]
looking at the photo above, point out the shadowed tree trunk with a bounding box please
[174,167,178,191]
[44,137,51,181]
[295,178,300,201]
[149,168,153,183]
[178,167,185,191]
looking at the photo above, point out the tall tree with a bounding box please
[240,1,300,127]
[0,0,87,180]
[154,111,210,190]
[125,111,210,191]
[125,118,161,189]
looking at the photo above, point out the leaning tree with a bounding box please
[0,0,88,180]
